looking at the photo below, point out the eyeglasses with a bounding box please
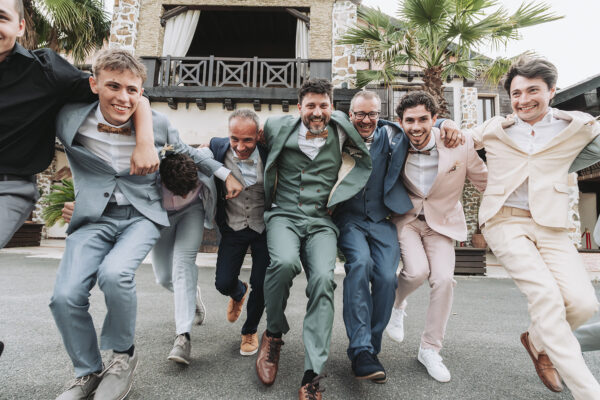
[352,111,380,120]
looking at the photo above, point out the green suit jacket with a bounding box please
[263,110,372,210]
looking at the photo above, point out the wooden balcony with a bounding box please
[140,56,332,106]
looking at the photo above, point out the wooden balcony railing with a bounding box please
[142,56,333,89]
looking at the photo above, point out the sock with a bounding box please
[266,330,282,339]
[183,332,190,340]
[114,344,135,357]
[301,369,318,387]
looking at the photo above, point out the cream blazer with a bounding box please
[469,109,599,229]
[393,128,488,241]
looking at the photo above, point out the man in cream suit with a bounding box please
[471,57,600,399]
[385,91,487,383]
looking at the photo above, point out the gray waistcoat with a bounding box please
[224,150,265,233]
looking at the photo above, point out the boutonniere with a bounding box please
[159,144,174,158]
[448,161,462,173]
[344,145,363,159]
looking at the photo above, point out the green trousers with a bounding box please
[264,213,338,373]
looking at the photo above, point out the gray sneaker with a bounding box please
[94,350,138,400]
[194,285,206,325]
[167,334,191,365]
[56,372,102,400]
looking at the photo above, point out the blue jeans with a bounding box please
[338,218,400,360]
[152,201,205,335]
[49,204,160,377]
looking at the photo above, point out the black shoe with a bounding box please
[0,341,3,358]
[352,350,386,381]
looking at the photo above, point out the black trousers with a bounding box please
[215,225,269,334]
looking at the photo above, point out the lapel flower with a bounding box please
[160,144,175,158]
[448,161,462,173]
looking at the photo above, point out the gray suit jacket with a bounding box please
[56,101,221,234]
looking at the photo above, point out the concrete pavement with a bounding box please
[1,249,600,399]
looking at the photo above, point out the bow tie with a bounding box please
[363,136,374,144]
[306,129,328,140]
[97,123,131,135]
[408,145,436,155]
[233,157,255,165]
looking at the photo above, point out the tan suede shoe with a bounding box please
[520,332,563,392]
[255,331,284,386]
[227,282,248,323]
[240,333,258,356]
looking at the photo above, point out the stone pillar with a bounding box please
[34,156,58,237]
[568,172,582,248]
[460,87,481,244]
[108,0,141,52]
[331,1,357,88]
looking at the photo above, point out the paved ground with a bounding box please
[1,250,600,400]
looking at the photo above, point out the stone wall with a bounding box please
[34,156,58,237]
[132,0,335,59]
[331,0,357,88]
[460,87,480,244]
[109,0,142,52]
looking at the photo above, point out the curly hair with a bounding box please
[298,78,333,105]
[395,91,438,120]
[159,153,199,197]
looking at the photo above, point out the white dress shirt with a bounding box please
[298,122,347,160]
[231,147,259,186]
[77,107,136,205]
[503,108,570,210]
[404,133,439,199]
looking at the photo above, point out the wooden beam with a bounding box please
[285,8,310,29]
[160,6,189,27]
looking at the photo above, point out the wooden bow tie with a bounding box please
[408,148,431,155]
[306,129,328,140]
[97,123,132,135]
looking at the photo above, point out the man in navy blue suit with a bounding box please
[209,109,269,357]
[333,91,459,383]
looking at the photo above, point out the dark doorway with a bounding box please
[187,9,297,58]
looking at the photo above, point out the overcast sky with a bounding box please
[361,0,600,89]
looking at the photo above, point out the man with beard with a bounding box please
[255,79,372,399]
[385,91,487,383]
[333,90,463,383]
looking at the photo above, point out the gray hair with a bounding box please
[228,109,260,134]
[350,90,381,112]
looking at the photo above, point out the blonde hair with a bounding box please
[92,49,147,83]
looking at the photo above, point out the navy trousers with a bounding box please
[215,225,269,334]
[338,218,400,360]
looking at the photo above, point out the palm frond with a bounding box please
[41,179,75,227]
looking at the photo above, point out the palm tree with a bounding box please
[41,179,74,227]
[339,0,562,116]
[19,0,110,64]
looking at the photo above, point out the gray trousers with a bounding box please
[575,322,600,352]
[0,179,39,248]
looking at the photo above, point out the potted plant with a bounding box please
[471,227,487,249]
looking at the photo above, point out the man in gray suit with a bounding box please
[50,49,242,400]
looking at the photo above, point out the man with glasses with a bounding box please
[333,90,461,382]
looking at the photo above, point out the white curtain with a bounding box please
[162,10,201,57]
[295,17,309,59]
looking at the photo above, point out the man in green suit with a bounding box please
[255,79,372,399]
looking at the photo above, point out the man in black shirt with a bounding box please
[0,0,159,250]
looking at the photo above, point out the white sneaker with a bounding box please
[194,285,206,325]
[418,346,451,383]
[386,306,407,343]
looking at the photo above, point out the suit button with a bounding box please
[299,202,302,207]
[115,176,119,179]
[300,187,304,191]
[245,206,249,209]
[302,170,305,174]
[104,192,109,198]
[317,189,321,193]
[315,205,319,209]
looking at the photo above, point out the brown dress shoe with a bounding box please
[227,282,248,322]
[298,375,325,400]
[256,331,284,385]
[520,332,563,392]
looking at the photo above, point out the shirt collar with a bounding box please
[299,122,308,137]
[408,131,436,152]
[0,43,33,66]
[95,106,132,130]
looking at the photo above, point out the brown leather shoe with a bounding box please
[256,331,284,385]
[520,332,563,392]
[298,375,325,400]
[227,282,248,322]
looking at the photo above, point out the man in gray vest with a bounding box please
[209,109,269,357]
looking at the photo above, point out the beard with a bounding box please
[303,114,330,134]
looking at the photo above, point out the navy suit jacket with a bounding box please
[209,137,268,230]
